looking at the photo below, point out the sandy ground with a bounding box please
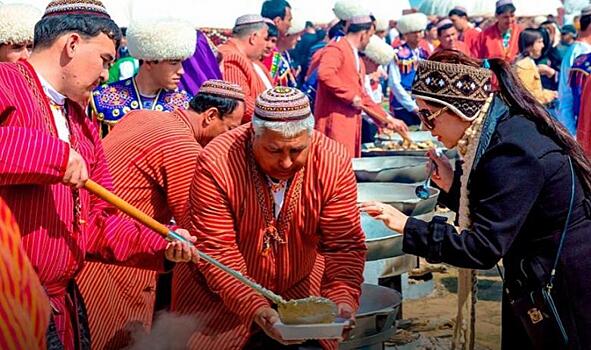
[386,267,503,350]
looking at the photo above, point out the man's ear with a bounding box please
[273,16,281,27]
[64,33,82,59]
[203,107,220,127]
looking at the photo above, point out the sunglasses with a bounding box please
[417,106,449,130]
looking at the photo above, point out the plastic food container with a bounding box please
[273,319,349,340]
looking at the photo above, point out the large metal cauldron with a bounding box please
[339,284,401,350]
[353,156,428,183]
[363,212,434,262]
[357,183,439,217]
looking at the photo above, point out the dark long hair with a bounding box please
[429,50,591,194]
[518,28,542,56]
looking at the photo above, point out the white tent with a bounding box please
[417,0,464,17]
[563,0,589,15]
[366,0,412,21]
[513,0,562,17]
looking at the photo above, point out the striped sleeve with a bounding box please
[0,126,69,186]
[223,58,255,121]
[83,119,169,270]
[190,155,270,325]
[317,45,357,105]
[318,152,367,310]
[0,198,50,350]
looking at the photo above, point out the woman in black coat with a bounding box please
[360,50,591,350]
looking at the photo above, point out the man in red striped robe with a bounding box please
[220,14,272,123]
[76,80,245,349]
[0,2,198,349]
[172,87,367,349]
[0,197,50,350]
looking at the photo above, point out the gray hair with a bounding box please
[232,22,267,39]
[252,114,315,138]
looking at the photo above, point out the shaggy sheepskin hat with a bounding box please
[397,13,428,35]
[333,0,368,21]
[363,35,395,66]
[0,4,42,45]
[127,19,196,61]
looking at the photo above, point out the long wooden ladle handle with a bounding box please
[83,179,285,304]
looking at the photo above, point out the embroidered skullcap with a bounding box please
[582,6,591,17]
[333,0,368,21]
[398,13,428,35]
[436,19,454,30]
[495,0,514,9]
[263,17,275,25]
[127,19,196,61]
[363,35,395,66]
[412,60,493,121]
[235,14,266,27]
[451,6,468,14]
[349,15,373,25]
[199,80,245,101]
[254,87,311,122]
[43,0,110,18]
[0,4,42,45]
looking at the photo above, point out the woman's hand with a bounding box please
[359,201,408,233]
[426,149,453,192]
[537,64,555,78]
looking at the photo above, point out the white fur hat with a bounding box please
[333,0,368,21]
[127,19,196,61]
[287,10,305,35]
[363,35,395,66]
[397,13,428,35]
[0,4,42,45]
[374,17,390,32]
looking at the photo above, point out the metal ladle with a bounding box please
[84,180,337,325]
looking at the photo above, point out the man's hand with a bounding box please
[385,115,411,141]
[165,229,199,264]
[352,96,362,108]
[337,303,356,340]
[254,307,303,346]
[63,148,88,188]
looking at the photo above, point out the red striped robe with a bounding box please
[315,38,388,157]
[0,61,170,350]
[219,40,269,123]
[0,197,50,350]
[171,124,366,349]
[77,109,202,349]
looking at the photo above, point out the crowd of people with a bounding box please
[1,0,591,349]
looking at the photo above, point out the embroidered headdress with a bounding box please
[199,80,245,101]
[127,19,196,61]
[0,4,42,45]
[254,87,311,122]
[43,0,110,18]
[412,60,493,121]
